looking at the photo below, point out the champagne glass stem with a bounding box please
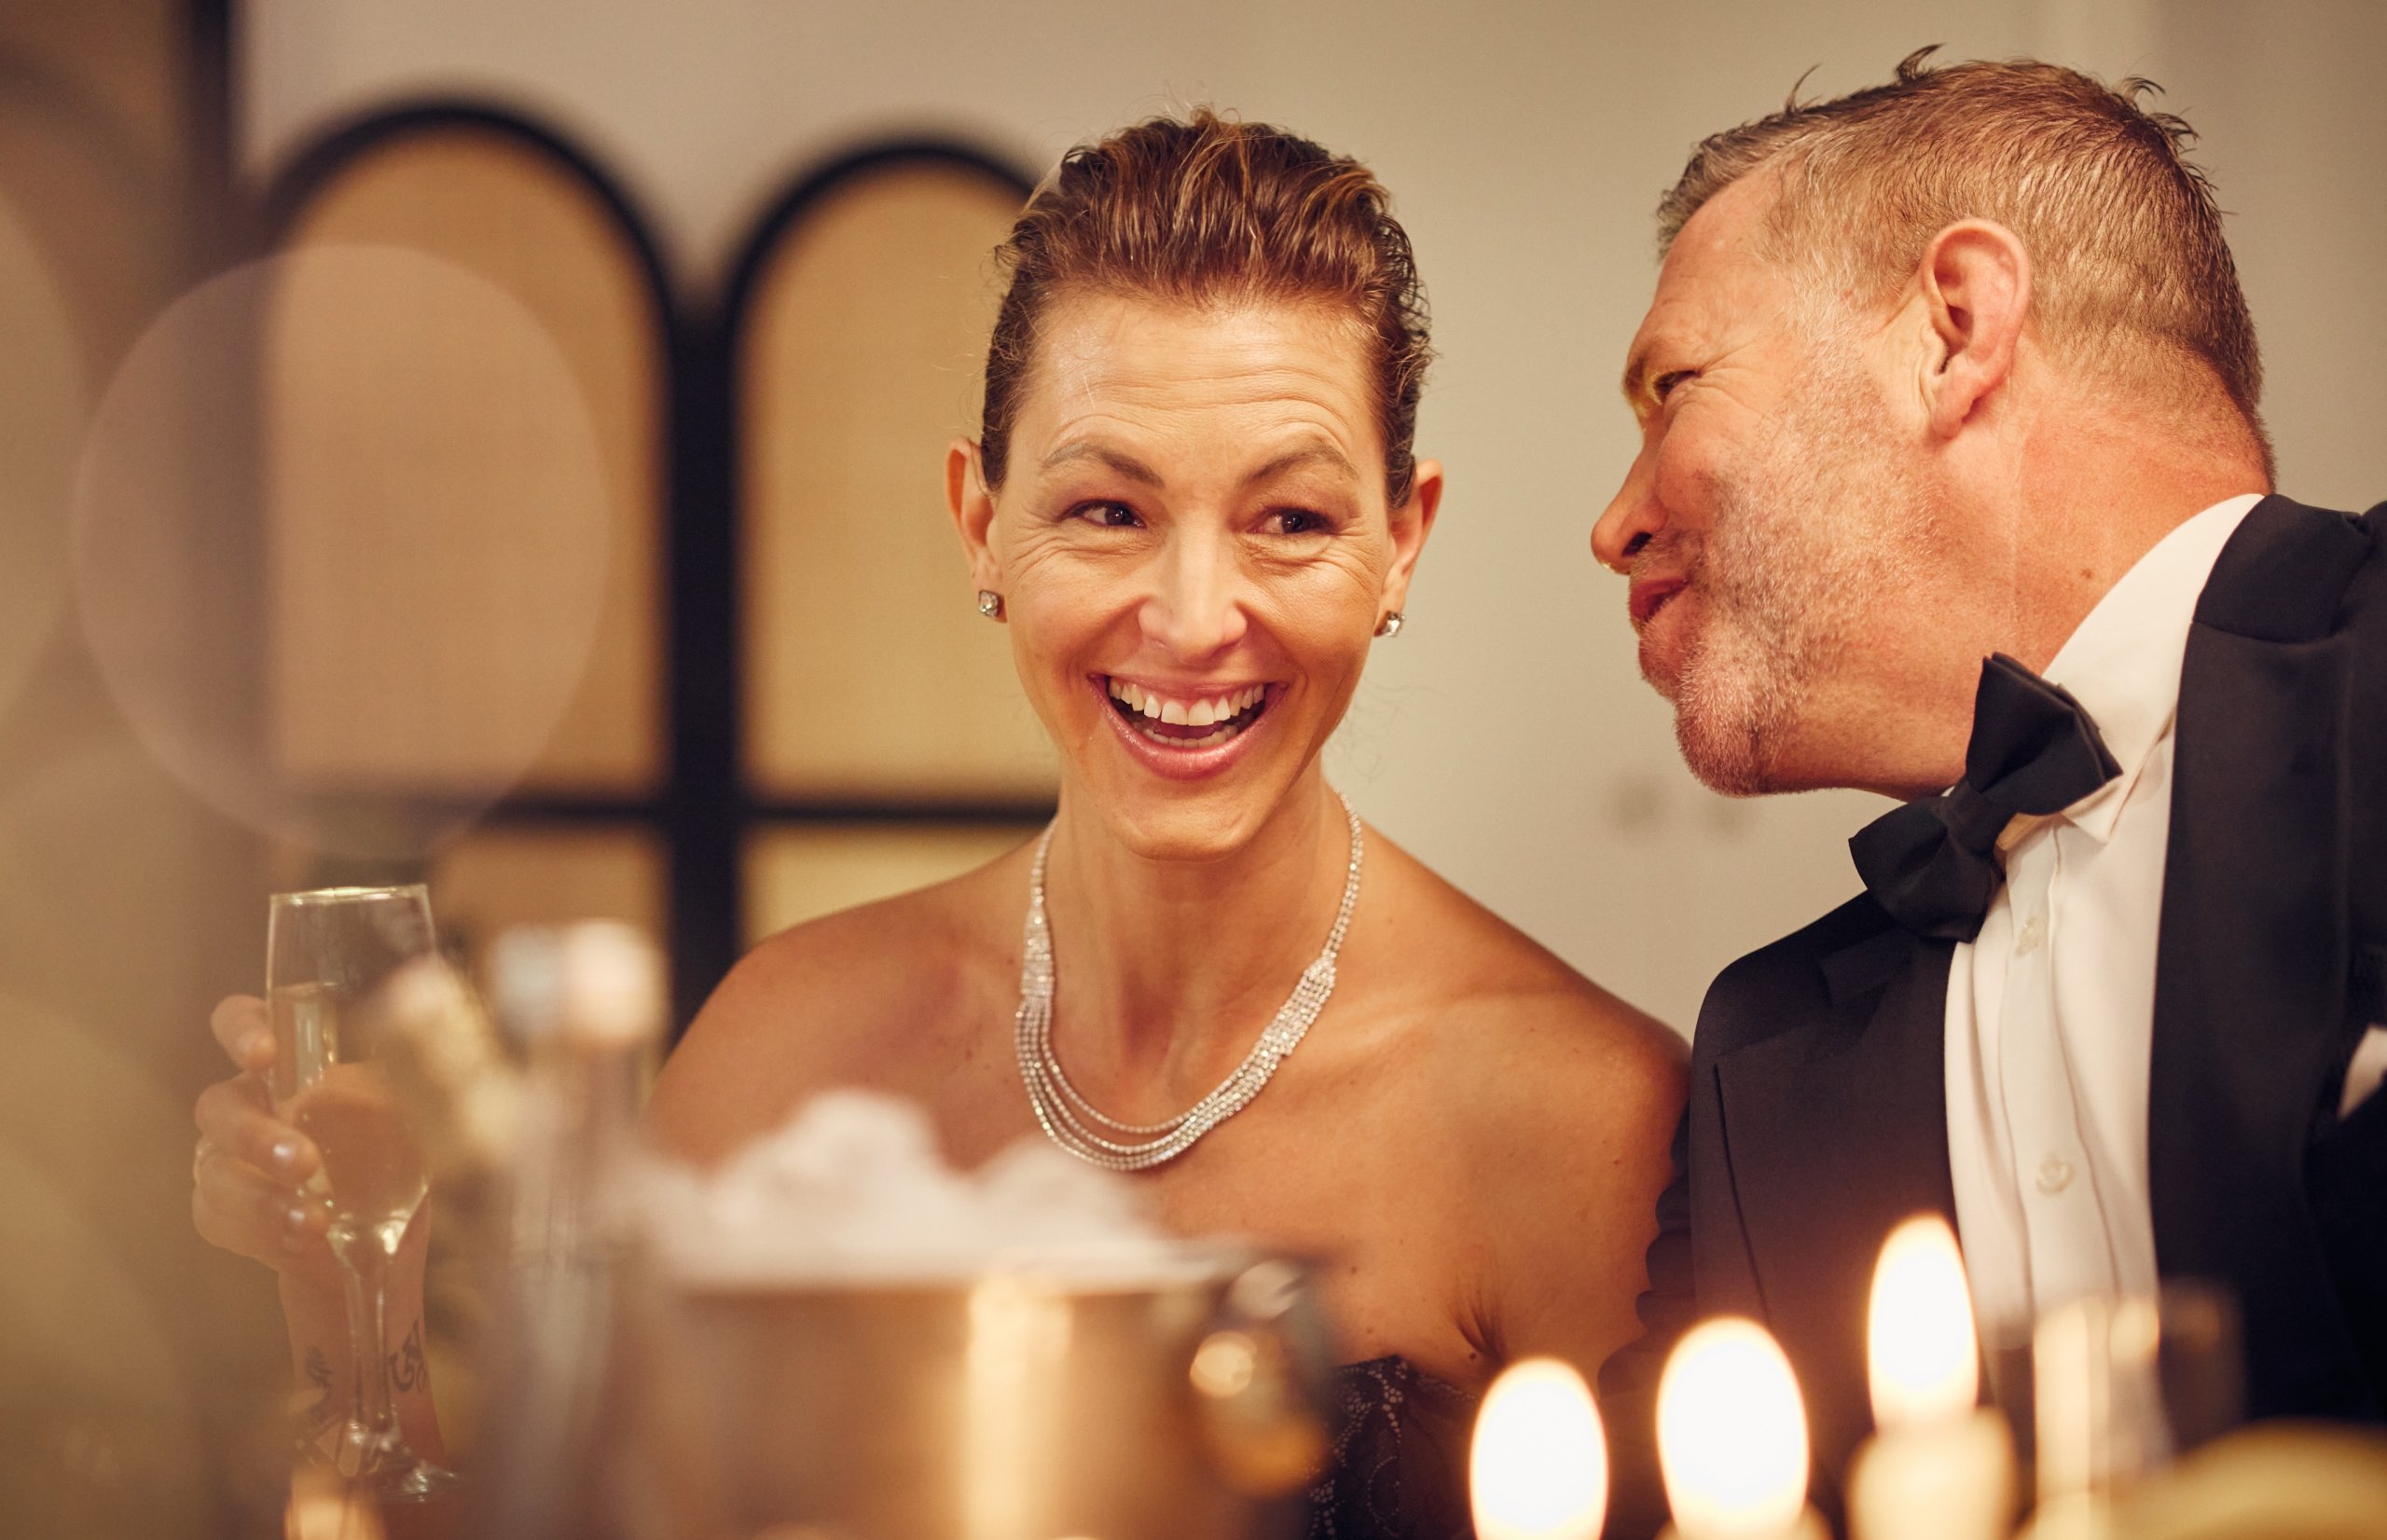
[332,1229,399,1476]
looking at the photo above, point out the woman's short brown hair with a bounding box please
[979,109,1432,506]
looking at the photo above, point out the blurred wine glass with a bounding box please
[267,884,456,1500]
[2022,1282,2244,1534]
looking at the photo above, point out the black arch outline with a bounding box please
[254,101,727,1019]
[255,98,675,303]
[694,139,1045,982]
[720,136,1032,326]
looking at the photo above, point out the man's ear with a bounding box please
[1917,220,2032,439]
[1376,457,1444,620]
[947,437,1000,590]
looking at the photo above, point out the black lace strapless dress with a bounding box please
[1305,1358,1481,1540]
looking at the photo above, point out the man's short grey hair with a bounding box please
[1660,48,2270,475]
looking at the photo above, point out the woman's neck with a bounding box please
[1036,773,1356,1115]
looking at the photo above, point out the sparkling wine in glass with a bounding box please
[268,884,455,1500]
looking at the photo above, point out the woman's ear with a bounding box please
[947,437,1000,590]
[1917,220,2031,439]
[1376,457,1444,619]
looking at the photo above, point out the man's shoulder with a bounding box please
[1692,892,1897,1060]
[2196,493,2387,745]
[2199,492,2387,641]
[2341,497,2387,633]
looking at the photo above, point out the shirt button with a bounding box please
[2016,914,2047,956]
[2036,1154,2077,1194]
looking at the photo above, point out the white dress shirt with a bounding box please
[1943,492,2387,1341]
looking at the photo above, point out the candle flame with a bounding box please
[1867,1215,1980,1431]
[1657,1318,1809,1540]
[1469,1356,1608,1540]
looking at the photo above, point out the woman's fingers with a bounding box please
[193,996,339,1281]
[210,995,274,1074]
[192,1144,328,1262]
[194,1075,319,1185]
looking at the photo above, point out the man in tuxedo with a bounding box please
[1591,50,2387,1534]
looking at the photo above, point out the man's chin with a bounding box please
[1671,662,1794,796]
[1675,709,1778,797]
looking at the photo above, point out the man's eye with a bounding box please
[1653,370,1694,403]
[1071,501,1141,528]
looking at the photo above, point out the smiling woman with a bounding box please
[659,112,1686,1539]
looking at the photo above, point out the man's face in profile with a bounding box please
[1594,176,1929,795]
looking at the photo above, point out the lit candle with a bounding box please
[1657,1318,1827,1540]
[1469,1356,1608,1540]
[1847,1216,2017,1540]
[1869,1215,1981,1427]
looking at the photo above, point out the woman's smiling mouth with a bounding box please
[1102,676,1272,749]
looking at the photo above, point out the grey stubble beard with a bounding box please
[1665,355,1928,796]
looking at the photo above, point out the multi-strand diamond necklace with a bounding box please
[1014,793,1363,1170]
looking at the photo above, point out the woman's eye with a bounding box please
[1070,501,1142,529]
[1269,509,1331,537]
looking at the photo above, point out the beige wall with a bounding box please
[241,0,2387,1032]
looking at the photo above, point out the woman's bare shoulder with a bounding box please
[646,845,1031,1164]
[1348,829,1685,1367]
[718,859,1018,1011]
[1363,825,1685,1105]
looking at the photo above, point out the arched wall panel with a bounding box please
[738,157,1052,800]
[271,123,667,795]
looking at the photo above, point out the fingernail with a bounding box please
[270,1139,298,1172]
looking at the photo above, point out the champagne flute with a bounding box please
[268,884,457,1499]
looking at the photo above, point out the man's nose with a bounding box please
[1593,446,1665,574]
[1141,529,1248,657]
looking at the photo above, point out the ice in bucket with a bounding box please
[640,1091,1214,1286]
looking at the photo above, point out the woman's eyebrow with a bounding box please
[1038,440,1358,488]
[1242,444,1358,487]
[1040,439,1165,486]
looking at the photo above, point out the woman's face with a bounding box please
[950,293,1440,861]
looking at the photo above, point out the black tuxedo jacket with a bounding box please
[1598,496,2387,1539]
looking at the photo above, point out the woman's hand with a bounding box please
[190,995,338,1289]
[194,995,447,1464]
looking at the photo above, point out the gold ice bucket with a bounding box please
[662,1254,1328,1540]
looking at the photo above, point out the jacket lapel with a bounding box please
[2151,494,2379,1418]
[1710,918,1958,1473]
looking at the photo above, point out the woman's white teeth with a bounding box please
[1104,679,1267,740]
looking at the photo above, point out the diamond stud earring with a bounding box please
[1373,612,1405,639]
[976,590,1005,622]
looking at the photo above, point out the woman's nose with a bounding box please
[1593,446,1667,574]
[1140,530,1248,657]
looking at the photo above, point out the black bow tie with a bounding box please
[1849,653,2121,942]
